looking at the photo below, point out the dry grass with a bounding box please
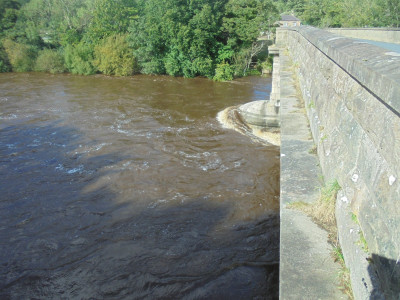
[288,180,354,299]
[332,245,353,299]
[309,180,340,242]
[288,180,340,243]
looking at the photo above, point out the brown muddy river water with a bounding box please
[0,73,279,299]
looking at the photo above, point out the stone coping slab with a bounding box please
[281,26,400,115]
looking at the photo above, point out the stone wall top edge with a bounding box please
[326,27,400,32]
[281,27,400,114]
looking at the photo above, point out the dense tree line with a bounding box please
[0,0,278,80]
[0,0,398,79]
[275,0,400,28]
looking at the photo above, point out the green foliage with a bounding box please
[0,0,20,33]
[222,0,277,76]
[245,69,262,76]
[351,212,358,224]
[0,45,11,71]
[350,212,369,254]
[223,0,278,49]
[332,245,345,265]
[129,0,225,78]
[85,0,137,43]
[260,55,273,74]
[1,0,399,81]
[321,179,340,201]
[2,38,36,71]
[279,0,400,28]
[0,60,8,71]
[0,0,283,79]
[213,61,234,81]
[64,42,96,75]
[34,48,65,73]
[332,245,354,299]
[93,33,136,76]
[17,0,90,46]
[216,44,235,63]
[358,231,369,253]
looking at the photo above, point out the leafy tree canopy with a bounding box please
[1,0,398,78]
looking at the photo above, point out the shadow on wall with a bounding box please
[369,254,400,299]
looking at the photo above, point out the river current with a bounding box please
[0,73,279,299]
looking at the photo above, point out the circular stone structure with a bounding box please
[238,100,279,128]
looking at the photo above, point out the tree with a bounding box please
[2,38,36,71]
[222,0,278,75]
[63,42,96,75]
[35,48,65,73]
[378,0,400,27]
[129,0,227,78]
[84,0,137,43]
[0,44,11,71]
[0,0,20,35]
[93,33,136,76]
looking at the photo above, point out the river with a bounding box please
[0,73,279,299]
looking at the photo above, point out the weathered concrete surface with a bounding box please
[278,26,400,299]
[326,28,400,45]
[279,50,345,299]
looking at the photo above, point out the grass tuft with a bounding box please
[308,144,317,155]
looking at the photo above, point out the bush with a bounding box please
[93,34,136,76]
[35,49,66,74]
[164,52,181,77]
[0,46,10,72]
[192,57,214,78]
[64,42,96,75]
[245,69,261,76]
[259,55,273,74]
[213,61,234,81]
[2,39,36,72]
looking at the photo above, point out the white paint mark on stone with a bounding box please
[281,154,286,157]
[352,174,359,183]
[341,196,348,203]
[389,175,396,186]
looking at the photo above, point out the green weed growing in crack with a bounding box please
[351,213,369,254]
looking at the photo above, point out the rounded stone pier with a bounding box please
[238,100,280,128]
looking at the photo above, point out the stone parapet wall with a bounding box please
[278,26,400,299]
[326,28,400,45]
